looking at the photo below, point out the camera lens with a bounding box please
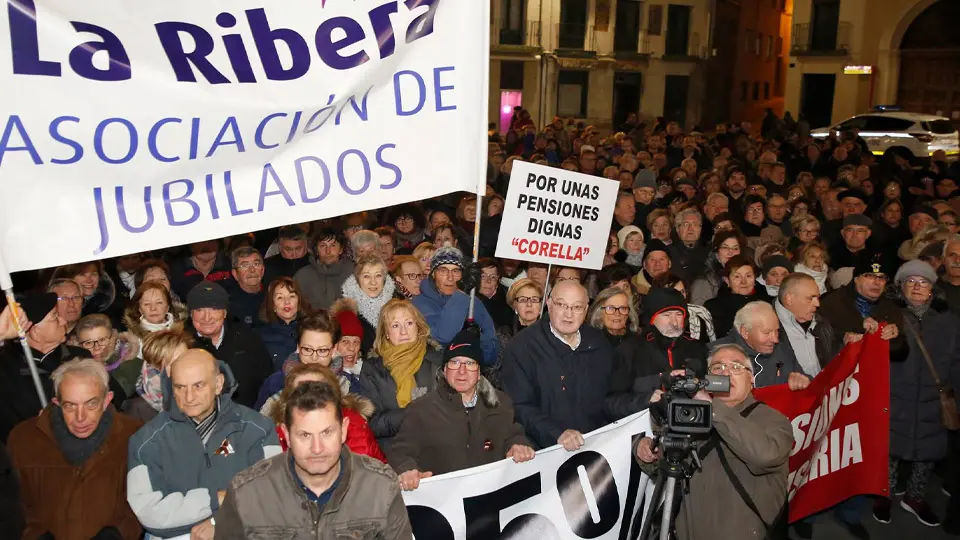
[675,406,702,424]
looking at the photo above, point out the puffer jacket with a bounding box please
[891,300,960,462]
[294,258,354,312]
[358,341,444,450]
[386,371,529,475]
[214,448,411,540]
[126,362,281,539]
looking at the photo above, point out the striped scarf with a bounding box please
[192,397,220,445]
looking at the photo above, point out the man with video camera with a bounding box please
[634,343,793,540]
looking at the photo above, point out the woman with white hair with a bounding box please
[341,254,396,355]
[874,260,960,527]
[587,287,638,348]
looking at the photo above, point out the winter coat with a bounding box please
[261,254,309,289]
[8,406,143,540]
[0,343,91,443]
[81,272,126,329]
[256,319,298,371]
[272,406,385,463]
[636,394,792,540]
[386,371,529,475]
[711,329,805,388]
[704,287,773,338]
[121,308,187,344]
[690,256,724,306]
[342,274,396,356]
[501,319,614,449]
[294,258,354,312]
[358,341,444,450]
[0,441,23,540]
[818,284,907,359]
[214,448,411,540]
[607,327,707,421]
[774,300,839,378]
[225,281,265,328]
[412,278,500,366]
[126,362,281,539]
[168,254,233,303]
[103,333,142,400]
[254,354,364,412]
[479,287,514,328]
[187,320,274,409]
[890,300,960,462]
[667,241,710,282]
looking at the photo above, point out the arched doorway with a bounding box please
[897,0,960,124]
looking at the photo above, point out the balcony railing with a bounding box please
[491,20,542,49]
[556,23,597,52]
[663,31,705,60]
[614,29,652,56]
[791,22,851,56]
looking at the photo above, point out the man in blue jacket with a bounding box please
[126,349,281,539]
[412,247,499,366]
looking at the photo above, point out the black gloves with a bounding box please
[457,262,482,294]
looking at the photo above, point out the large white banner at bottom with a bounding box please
[401,411,653,540]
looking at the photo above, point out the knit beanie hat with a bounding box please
[641,287,687,325]
[336,309,364,339]
[442,328,483,365]
[431,246,465,273]
[894,259,938,286]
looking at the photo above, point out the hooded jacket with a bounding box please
[412,278,500,366]
[501,319,614,449]
[126,362,281,539]
[8,406,142,540]
[386,371,529,475]
[294,258,354,312]
[710,329,803,389]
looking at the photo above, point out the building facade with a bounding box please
[489,0,713,132]
[784,0,960,129]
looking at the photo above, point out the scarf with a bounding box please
[625,249,645,268]
[50,405,114,466]
[137,361,164,412]
[854,293,874,318]
[119,269,136,295]
[795,263,828,294]
[192,397,220,445]
[907,298,932,321]
[379,339,426,408]
[341,275,396,328]
[140,312,174,333]
[394,279,414,299]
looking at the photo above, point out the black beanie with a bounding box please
[641,287,687,325]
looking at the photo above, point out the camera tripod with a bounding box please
[636,434,703,540]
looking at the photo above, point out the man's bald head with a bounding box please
[550,280,588,304]
[548,281,589,337]
[170,349,224,421]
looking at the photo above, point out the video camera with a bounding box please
[654,368,730,435]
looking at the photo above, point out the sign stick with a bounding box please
[539,263,552,318]
[0,253,47,408]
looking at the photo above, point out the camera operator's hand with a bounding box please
[693,389,712,402]
[650,389,664,404]
[787,372,811,392]
[843,332,864,345]
[558,429,585,452]
[636,437,659,463]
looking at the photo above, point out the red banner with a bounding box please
[753,332,890,522]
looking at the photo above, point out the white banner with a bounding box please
[0,0,488,272]
[402,411,653,540]
[495,161,618,271]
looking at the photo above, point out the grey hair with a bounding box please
[74,313,113,335]
[777,273,817,304]
[945,235,960,258]
[587,287,639,333]
[52,357,109,398]
[351,230,380,256]
[705,192,728,206]
[674,208,703,230]
[707,343,751,370]
[47,277,81,294]
[230,246,262,268]
[732,301,776,333]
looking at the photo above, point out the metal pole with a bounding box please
[659,476,677,540]
[469,0,491,323]
[539,263,552,318]
[0,254,46,408]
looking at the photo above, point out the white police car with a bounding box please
[810,107,959,161]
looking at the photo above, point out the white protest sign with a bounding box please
[402,411,653,540]
[495,161,618,270]
[0,0,488,272]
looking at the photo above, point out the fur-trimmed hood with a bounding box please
[434,368,500,408]
[122,302,188,340]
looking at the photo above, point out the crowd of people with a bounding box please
[0,109,959,539]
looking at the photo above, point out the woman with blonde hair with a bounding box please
[358,298,443,449]
[269,362,385,462]
[123,329,194,422]
[341,254,396,354]
[412,242,436,276]
[499,278,545,348]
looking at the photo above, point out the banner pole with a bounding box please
[540,263,552,318]
[0,253,47,408]
[468,0,491,324]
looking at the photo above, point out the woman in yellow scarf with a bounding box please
[358,299,443,449]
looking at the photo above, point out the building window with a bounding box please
[744,30,753,54]
[665,5,692,55]
[775,36,783,57]
[764,82,770,100]
[557,70,589,117]
[753,81,760,101]
[741,81,748,101]
[767,36,774,59]
[755,33,762,55]
[500,61,524,90]
[648,4,663,36]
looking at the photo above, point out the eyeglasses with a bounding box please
[446,358,480,371]
[516,296,542,305]
[403,273,425,281]
[235,261,263,271]
[904,278,932,288]
[718,245,740,252]
[57,295,83,304]
[480,274,499,283]
[300,346,333,358]
[601,305,630,315]
[80,336,111,350]
[552,300,587,314]
[799,228,819,235]
[435,267,463,279]
[708,362,752,375]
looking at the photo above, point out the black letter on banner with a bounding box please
[618,434,646,540]
[556,451,620,538]
[407,505,454,540]
[464,473,560,539]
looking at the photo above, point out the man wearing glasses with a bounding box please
[388,328,535,491]
[226,247,266,328]
[634,343,793,540]
[502,281,614,451]
[49,278,84,338]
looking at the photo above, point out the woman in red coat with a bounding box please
[269,362,386,462]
